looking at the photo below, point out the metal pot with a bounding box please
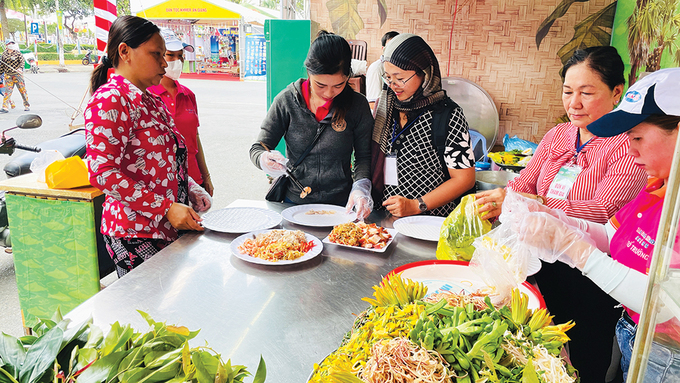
[475,170,519,191]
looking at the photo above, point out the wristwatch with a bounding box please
[417,197,428,213]
[536,195,547,205]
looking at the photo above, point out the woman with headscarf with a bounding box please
[372,34,475,217]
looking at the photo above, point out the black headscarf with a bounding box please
[372,34,447,151]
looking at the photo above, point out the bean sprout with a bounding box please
[360,337,453,383]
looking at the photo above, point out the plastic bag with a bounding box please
[435,195,492,261]
[503,134,538,155]
[30,150,65,183]
[351,59,367,76]
[469,223,532,305]
[45,156,90,189]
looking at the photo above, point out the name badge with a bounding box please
[384,154,398,186]
[546,164,582,199]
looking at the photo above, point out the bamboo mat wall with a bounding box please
[311,0,614,143]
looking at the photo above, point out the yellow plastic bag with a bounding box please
[45,157,90,189]
[435,194,492,261]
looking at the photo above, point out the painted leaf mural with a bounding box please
[327,0,364,39]
[536,0,590,48]
[626,0,680,84]
[377,0,388,26]
[556,1,617,64]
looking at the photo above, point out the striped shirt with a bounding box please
[506,122,647,224]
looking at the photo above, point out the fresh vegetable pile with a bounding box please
[309,274,577,383]
[0,310,266,383]
[488,150,532,168]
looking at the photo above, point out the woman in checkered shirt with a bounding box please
[371,34,476,218]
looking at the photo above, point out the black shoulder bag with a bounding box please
[265,125,327,202]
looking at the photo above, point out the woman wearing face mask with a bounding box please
[249,31,374,219]
[372,33,476,218]
[86,16,210,277]
[148,28,214,196]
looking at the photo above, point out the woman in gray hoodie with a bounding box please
[250,31,374,219]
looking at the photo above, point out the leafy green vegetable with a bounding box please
[0,312,266,383]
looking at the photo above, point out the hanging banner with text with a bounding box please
[243,34,266,80]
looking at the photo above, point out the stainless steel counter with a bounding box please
[65,200,439,383]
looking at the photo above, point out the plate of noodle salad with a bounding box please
[231,229,323,265]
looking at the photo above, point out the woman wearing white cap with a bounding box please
[513,68,680,381]
[149,28,214,196]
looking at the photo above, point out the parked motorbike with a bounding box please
[0,115,43,246]
[0,116,114,277]
[23,53,39,74]
[82,50,94,66]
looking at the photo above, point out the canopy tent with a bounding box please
[136,0,276,79]
[135,0,274,25]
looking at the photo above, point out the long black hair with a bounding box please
[90,16,160,92]
[304,30,354,125]
[561,46,625,90]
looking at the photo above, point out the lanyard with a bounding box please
[391,112,424,145]
[575,130,593,154]
[570,130,593,165]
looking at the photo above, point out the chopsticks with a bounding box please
[260,142,312,199]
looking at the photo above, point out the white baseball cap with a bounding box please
[588,68,680,137]
[159,28,194,53]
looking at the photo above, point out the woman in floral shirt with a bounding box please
[85,16,210,277]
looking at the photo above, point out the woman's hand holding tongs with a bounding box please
[259,150,289,177]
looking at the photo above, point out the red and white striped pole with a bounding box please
[93,0,117,62]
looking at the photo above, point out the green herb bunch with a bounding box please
[0,310,266,383]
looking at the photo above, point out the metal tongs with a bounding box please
[261,142,312,199]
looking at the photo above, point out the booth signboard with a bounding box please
[244,34,266,79]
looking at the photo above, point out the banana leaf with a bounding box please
[326,0,364,39]
[556,2,617,65]
[535,0,590,49]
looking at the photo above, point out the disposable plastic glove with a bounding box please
[189,182,212,213]
[515,212,597,270]
[346,178,373,220]
[259,150,289,178]
[500,189,610,252]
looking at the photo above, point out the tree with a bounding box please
[117,0,130,16]
[626,0,680,84]
[38,0,92,39]
[0,0,38,43]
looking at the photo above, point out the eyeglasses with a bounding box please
[381,72,417,87]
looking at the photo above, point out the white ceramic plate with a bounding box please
[527,256,542,276]
[390,260,545,309]
[202,207,282,233]
[322,228,398,253]
[281,204,357,227]
[230,229,323,265]
[393,216,446,241]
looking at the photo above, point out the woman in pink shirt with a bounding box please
[86,16,210,277]
[148,28,214,196]
[516,68,680,382]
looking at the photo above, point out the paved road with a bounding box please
[0,66,271,336]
